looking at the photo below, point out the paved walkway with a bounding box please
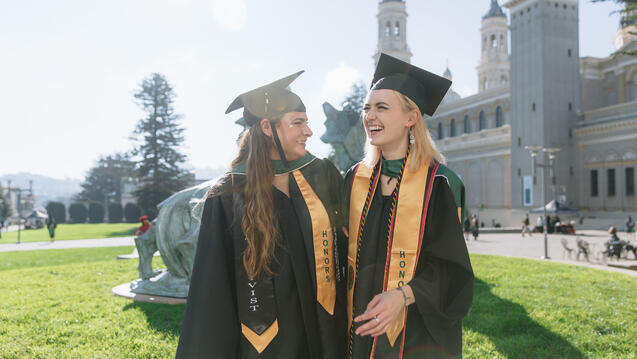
[0,236,134,252]
[1,231,636,277]
[466,230,637,277]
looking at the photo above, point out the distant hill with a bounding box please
[0,166,225,209]
[0,173,82,207]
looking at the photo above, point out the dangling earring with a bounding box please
[409,127,415,144]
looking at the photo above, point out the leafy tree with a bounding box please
[88,202,105,223]
[108,203,123,223]
[77,153,136,204]
[46,201,66,223]
[594,0,637,56]
[124,203,142,223]
[69,203,87,223]
[130,73,192,219]
[326,82,367,171]
[0,190,11,222]
[341,82,367,121]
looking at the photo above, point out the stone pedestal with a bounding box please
[112,282,186,305]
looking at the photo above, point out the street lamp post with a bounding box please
[16,189,22,244]
[525,146,560,260]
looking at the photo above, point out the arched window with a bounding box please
[496,106,503,127]
[500,34,504,48]
[464,115,470,134]
[479,111,486,130]
[385,22,391,37]
[450,119,456,137]
[394,21,400,37]
[437,122,443,140]
[500,75,508,85]
[491,34,497,48]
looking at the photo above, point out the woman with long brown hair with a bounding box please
[345,54,474,359]
[176,72,346,359]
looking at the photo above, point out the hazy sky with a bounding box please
[1,0,622,180]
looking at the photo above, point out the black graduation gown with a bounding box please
[345,169,474,359]
[176,158,347,359]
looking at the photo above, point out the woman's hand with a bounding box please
[354,286,411,337]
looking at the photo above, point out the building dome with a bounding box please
[483,0,505,19]
[440,65,460,105]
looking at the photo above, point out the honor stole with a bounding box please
[240,170,337,353]
[347,158,439,358]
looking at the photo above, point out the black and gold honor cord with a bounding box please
[347,150,409,359]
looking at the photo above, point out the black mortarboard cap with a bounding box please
[371,53,451,116]
[225,71,306,126]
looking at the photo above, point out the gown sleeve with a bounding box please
[406,177,474,346]
[175,195,239,359]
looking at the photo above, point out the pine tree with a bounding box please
[131,73,192,219]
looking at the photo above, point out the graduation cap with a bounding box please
[371,53,451,116]
[225,71,307,165]
[226,71,306,126]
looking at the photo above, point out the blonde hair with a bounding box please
[362,90,445,171]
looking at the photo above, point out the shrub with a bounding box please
[124,203,142,223]
[46,202,66,223]
[107,203,123,223]
[88,203,104,223]
[69,203,87,223]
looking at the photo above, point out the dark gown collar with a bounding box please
[230,153,316,175]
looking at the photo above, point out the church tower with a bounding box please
[477,0,510,93]
[504,0,580,208]
[373,0,412,65]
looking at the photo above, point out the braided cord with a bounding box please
[347,162,380,359]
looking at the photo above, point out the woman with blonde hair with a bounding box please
[176,71,347,359]
[345,54,474,359]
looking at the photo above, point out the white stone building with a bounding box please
[374,0,637,212]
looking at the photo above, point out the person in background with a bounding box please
[605,226,626,260]
[135,215,151,236]
[521,213,532,237]
[463,216,471,241]
[536,216,544,233]
[471,215,479,241]
[46,216,57,242]
[626,216,634,235]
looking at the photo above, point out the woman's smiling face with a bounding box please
[274,112,313,161]
[363,89,412,148]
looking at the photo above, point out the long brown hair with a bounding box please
[231,120,279,278]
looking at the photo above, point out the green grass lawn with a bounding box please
[0,249,635,358]
[0,223,137,243]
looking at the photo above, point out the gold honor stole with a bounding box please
[292,170,336,315]
[347,159,439,358]
[241,321,279,354]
